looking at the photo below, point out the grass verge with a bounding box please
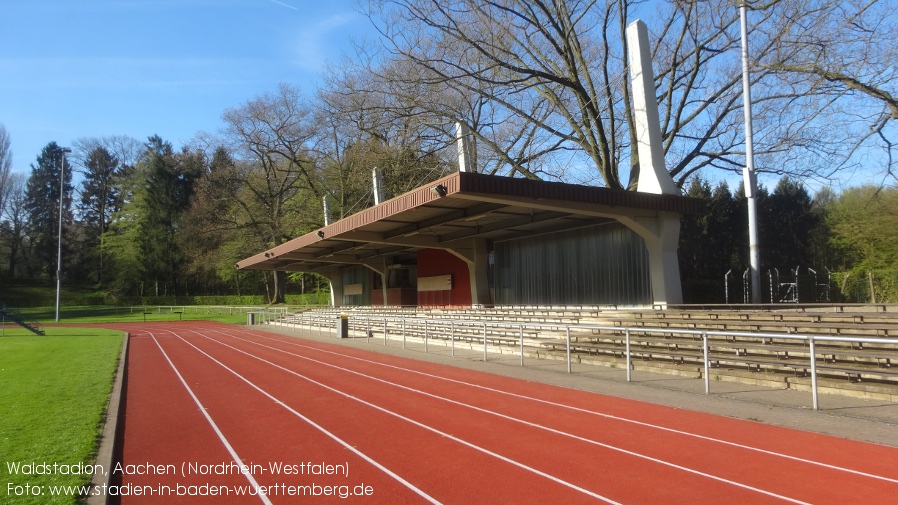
[0,327,123,505]
[17,305,256,326]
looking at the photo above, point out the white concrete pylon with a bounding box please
[623,20,684,305]
[626,19,678,196]
[372,167,385,204]
[455,122,474,173]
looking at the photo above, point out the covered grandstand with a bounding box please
[237,171,706,308]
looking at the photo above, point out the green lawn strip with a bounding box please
[17,306,264,326]
[1,328,123,505]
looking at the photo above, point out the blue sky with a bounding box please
[1,0,372,173]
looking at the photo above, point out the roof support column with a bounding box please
[620,213,683,307]
[442,239,492,307]
[467,239,492,307]
[318,268,343,307]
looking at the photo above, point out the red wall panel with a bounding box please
[416,249,472,307]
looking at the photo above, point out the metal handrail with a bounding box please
[272,311,898,410]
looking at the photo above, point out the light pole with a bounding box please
[56,146,72,322]
[740,3,762,304]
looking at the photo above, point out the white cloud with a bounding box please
[267,0,299,10]
[291,11,361,71]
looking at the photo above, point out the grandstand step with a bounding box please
[276,305,898,403]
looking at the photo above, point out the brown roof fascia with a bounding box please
[456,172,706,215]
[236,172,706,270]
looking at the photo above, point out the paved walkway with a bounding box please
[260,324,898,449]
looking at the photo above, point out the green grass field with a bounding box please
[17,305,255,326]
[0,327,123,505]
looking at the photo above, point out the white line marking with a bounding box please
[148,332,272,505]
[200,328,813,504]
[174,329,623,504]
[231,326,898,486]
[156,330,442,504]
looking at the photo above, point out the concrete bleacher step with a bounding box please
[276,305,898,402]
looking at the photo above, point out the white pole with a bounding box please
[566,327,571,374]
[740,4,762,304]
[625,329,632,382]
[703,333,711,394]
[810,338,819,410]
[55,147,71,322]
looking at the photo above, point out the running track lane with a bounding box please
[113,322,898,504]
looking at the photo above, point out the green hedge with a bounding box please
[836,269,898,303]
[0,282,331,308]
[108,292,331,307]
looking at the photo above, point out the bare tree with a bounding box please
[317,58,451,217]
[762,0,898,184]
[0,173,30,277]
[0,124,12,216]
[359,0,898,189]
[217,83,322,303]
[365,0,629,184]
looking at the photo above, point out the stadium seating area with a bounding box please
[267,304,898,401]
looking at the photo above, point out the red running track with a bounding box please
[109,321,898,504]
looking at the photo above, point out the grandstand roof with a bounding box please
[236,171,706,273]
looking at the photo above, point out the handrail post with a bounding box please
[625,329,632,382]
[519,324,524,367]
[483,323,488,362]
[402,319,407,349]
[424,320,428,353]
[703,332,710,394]
[451,321,455,357]
[366,317,370,343]
[566,326,571,374]
[810,337,819,410]
[384,319,387,345]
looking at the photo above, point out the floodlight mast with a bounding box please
[56,146,72,322]
[740,3,762,304]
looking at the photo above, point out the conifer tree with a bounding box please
[24,142,73,278]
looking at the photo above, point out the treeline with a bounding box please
[680,178,898,303]
[0,91,449,303]
[4,125,896,304]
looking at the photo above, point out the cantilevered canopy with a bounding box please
[237,172,705,275]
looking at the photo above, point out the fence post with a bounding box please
[810,337,819,410]
[625,329,632,382]
[424,320,428,353]
[566,326,571,374]
[402,319,406,349]
[450,321,455,357]
[384,319,387,345]
[483,323,487,362]
[519,324,524,367]
[703,332,710,394]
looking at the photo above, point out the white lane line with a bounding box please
[154,329,443,505]
[148,332,272,505]
[231,326,898,486]
[174,329,624,505]
[200,328,812,505]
